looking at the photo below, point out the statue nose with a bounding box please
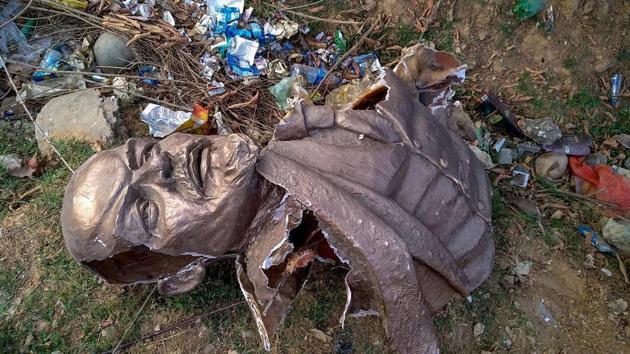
[134,151,173,183]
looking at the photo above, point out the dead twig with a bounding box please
[4,59,203,86]
[268,3,362,25]
[111,287,156,354]
[227,92,259,110]
[103,301,245,354]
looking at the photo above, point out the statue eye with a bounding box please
[141,200,158,231]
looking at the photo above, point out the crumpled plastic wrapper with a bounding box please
[228,35,259,66]
[140,104,191,138]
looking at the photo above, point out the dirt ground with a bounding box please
[1,0,629,353]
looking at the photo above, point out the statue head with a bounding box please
[61,133,261,284]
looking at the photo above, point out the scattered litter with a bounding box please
[610,74,623,108]
[498,148,514,165]
[494,137,507,152]
[510,165,530,188]
[213,108,233,136]
[543,135,592,156]
[518,117,562,145]
[578,225,616,255]
[478,92,523,135]
[570,157,630,216]
[543,5,555,31]
[516,142,541,157]
[537,298,555,326]
[601,268,613,277]
[140,104,192,138]
[514,0,545,20]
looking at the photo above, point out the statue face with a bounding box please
[61,133,260,283]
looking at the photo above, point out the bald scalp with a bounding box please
[61,150,131,262]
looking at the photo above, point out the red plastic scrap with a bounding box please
[569,156,630,216]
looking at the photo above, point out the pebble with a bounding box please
[474,322,485,337]
[501,274,516,289]
[585,153,607,166]
[608,298,628,314]
[310,328,332,343]
[625,157,630,170]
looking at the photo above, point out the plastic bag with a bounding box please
[569,156,630,217]
[513,0,545,19]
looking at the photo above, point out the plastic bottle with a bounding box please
[290,64,339,86]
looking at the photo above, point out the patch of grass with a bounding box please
[395,23,419,47]
[563,57,577,69]
[568,89,601,109]
[588,103,630,139]
[500,21,515,39]
[617,48,630,62]
[516,72,537,97]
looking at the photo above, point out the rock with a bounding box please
[585,153,607,167]
[448,102,477,141]
[0,153,22,171]
[501,274,516,289]
[593,55,614,73]
[202,343,217,354]
[310,328,332,343]
[93,32,134,72]
[512,260,532,277]
[525,320,535,331]
[518,117,562,145]
[583,253,595,269]
[227,350,238,354]
[474,323,485,337]
[608,299,628,314]
[469,145,495,169]
[625,325,630,338]
[535,152,568,179]
[550,210,564,219]
[624,157,630,170]
[602,219,630,255]
[35,89,118,155]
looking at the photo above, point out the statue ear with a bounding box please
[156,261,207,296]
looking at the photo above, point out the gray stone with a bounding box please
[624,157,630,170]
[518,117,562,145]
[0,153,21,171]
[35,89,118,155]
[608,298,628,314]
[586,153,607,167]
[474,322,485,337]
[93,32,134,72]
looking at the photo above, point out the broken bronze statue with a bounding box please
[61,67,494,354]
